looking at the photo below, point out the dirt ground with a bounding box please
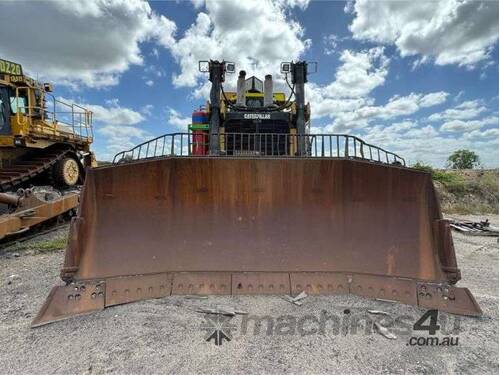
[0,215,498,374]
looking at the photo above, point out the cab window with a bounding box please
[10,96,26,114]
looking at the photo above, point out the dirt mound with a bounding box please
[434,169,498,214]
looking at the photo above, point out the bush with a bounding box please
[412,162,434,174]
[412,162,462,185]
[413,162,498,214]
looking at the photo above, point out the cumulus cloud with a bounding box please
[429,100,488,121]
[306,46,448,131]
[89,100,148,159]
[140,104,154,116]
[86,101,145,126]
[323,34,348,55]
[167,108,191,130]
[440,116,498,133]
[97,125,151,160]
[307,47,390,119]
[348,95,499,167]
[58,96,149,160]
[277,0,311,10]
[323,47,389,98]
[464,128,499,140]
[377,92,449,117]
[169,0,311,90]
[321,91,448,132]
[56,97,145,126]
[0,0,176,88]
[363,120,498,168]
[348,0,499,68]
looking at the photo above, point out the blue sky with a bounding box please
[0,0,498,166]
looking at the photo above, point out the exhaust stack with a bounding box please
[236,70,246,106]
[264,74,273,107]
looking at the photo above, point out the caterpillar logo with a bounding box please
[243,113,271,120]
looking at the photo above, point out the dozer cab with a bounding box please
[33,60,481,327]
[0,58,95,240]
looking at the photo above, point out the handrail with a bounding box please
[12,87,93,143]
[113,132,406,166]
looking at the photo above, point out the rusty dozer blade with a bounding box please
[32,157,481,327]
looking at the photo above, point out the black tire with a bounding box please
[52,156,80,187]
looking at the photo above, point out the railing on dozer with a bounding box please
[113,132,405,166]
[14,88,93,144]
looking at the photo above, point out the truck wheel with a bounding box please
[53,157,80,187]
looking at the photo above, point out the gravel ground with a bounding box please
[0,215,498,374]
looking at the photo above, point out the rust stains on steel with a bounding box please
[32,157,482,327]
[0,191,79,240]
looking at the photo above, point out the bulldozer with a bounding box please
[32,60,481,327]
[0,58,95,240]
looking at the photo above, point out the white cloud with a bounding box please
[141,104,154,116]
[440,116,498,133]
[57,97,145,126]
[464,128,499,140]
[99,124,149,140]
[363,120,498,168]
[321,91,448,132]
[191,0,205,9]
[386,120,417,133]
[57,97,149,160]
[192,81,212,100]
[313,90,497,167]
[379,92,448,117]
[348,0,499,68]
[169,0,311,90]
[88,101,147,160]
[0,0,176,88]
[88,100,147,158]
[306,45,448,131]
[167,108,191,130]
[144,65,166,78]
[429,100,487,121]
[322,47,389,98]
[323,34,348,55]
[277,0,311,10]
[453,90,465,102]
[307,47,390,119]
[87,102,145,126]
[419,92,450,108]
[97,125,151,161]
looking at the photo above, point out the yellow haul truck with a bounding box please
[0,58,95,240]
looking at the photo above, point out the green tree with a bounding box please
[447,149,480,169]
